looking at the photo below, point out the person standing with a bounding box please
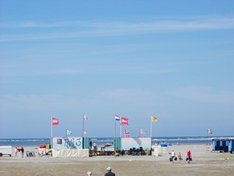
[105,167,115,176]
[14,146,18,157]
[21,147,24,158]
[87,171,92,176]
[171,150,175,162]
[178,152,182,163]
[186,150,192,163]
[121,147,125,156]
[89,141,93,150]
[93,142,97,156]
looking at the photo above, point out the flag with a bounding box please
[151,116,158,122]
[121,117,129,125]
[207,129,213,135]
[83,130,87,135]
[125,134,130,138]
[66,130,72,135]
[115,115,120,121]
[140,129,146,134]
[124,129,129,134]
[52,117,59,125]
[124,129,130,138]
[83,114,88,120]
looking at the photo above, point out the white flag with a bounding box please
[67,130,72,135]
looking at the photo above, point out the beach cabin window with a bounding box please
[57,139,62,144]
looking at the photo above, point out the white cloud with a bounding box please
[1,16,234,42]
[0,88,164,111]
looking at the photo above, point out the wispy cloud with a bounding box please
[0,21,88,28]
[166,86,234,105]
[1,16,234,42]
[0,88,164,111]
[0,57,179,77]
[1,16,234,30]
[0,94,92,111]
[92,17,234,32]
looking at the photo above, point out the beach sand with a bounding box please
[0,144,233,176]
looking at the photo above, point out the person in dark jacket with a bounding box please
[104,167,115,176]
[21,147,24,158]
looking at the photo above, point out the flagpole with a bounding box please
[150,120,152,138]
[51,117,53,149]
[120,125,122,138]
[114,118,116,158]
[82,113,84,138]
[206,128,208,153]
[51,117,53,138]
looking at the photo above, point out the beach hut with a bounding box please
[212,138,234,153]
[212,139,221,151]
[228,139,234,153]
[114,138,121,150]
[50,137,89,158]
[83,137,90,149]
[220,140,229,152]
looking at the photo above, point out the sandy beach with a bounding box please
[0,144,233,176]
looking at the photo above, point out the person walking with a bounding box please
[171,150,175,162]
[21,147,24,158]
[178,152,182,163]
[105,167,115,176]
[186,150,192,163]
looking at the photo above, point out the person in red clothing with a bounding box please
[187,150,191,157]
[186,150,192,163]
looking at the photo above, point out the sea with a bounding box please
[1,136,233,147]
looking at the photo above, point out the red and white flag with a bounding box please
[207,128,213,135]
[121,117,129,125]
[52,117,59,126]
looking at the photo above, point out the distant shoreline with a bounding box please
[1,136,233,147]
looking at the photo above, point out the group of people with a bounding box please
[87,166,115,176]
[14,146,24,158]
[170,150,192,163]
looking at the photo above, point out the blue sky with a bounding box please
[0,1,234,138]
